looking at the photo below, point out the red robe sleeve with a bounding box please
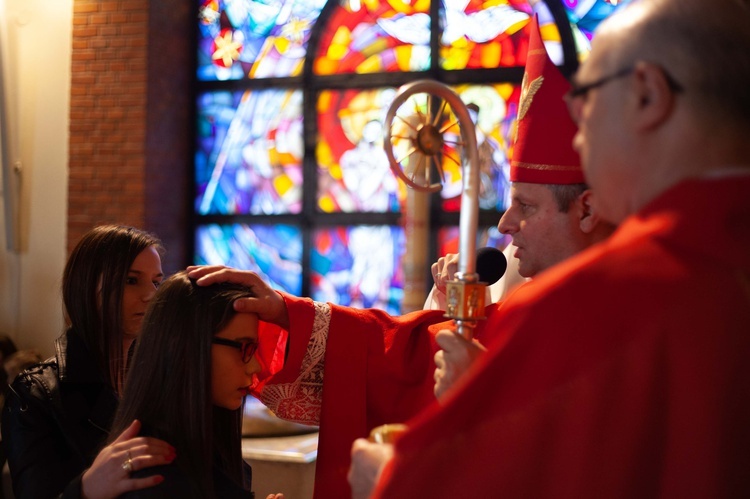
[250,292,510,498]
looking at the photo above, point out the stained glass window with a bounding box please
[314,0,431,75]
[195,223,303,294]
[440,0,528,70]
[562,0,633,59]
[437,83,519,212]
[438,226,509,258]
[196,89,303,215]
[193,0,623,314]
[198,0,328,80]
[317,88,406,213]
[312,225,405,314]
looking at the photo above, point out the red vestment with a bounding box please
[371,174,750,498]
[251,291,516,497]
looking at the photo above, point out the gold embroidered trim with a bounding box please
[511,160,581,172]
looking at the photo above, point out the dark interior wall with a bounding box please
[144,0,193,274]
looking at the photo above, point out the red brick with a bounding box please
[72,50,97,61]
[89,13,110,25]
[122,2,148,12]
[71,15,92,26]
[110,13,128,24]
[88,61,108,72]
[88,38,108,49]
[72,25,98,38]
[120,25,145,36]
[99,26,119,36]
[129,12,148,24]
[73,2,99,14]
[99,1,120,12]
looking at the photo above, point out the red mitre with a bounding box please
[510,16,583,185]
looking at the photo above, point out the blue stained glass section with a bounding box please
[563,0,633,52]
[311,226,405,315]
[195,223,303,295]
[196,88,303,215]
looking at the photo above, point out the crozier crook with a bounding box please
[383,80,487,339]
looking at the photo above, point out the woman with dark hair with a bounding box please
[112,271,283,499]
[3,225,175,499]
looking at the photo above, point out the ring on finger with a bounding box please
[122,450,134,474]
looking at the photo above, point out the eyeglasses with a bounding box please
[212,337,259,363]
[564,64,684,122]
[566,66,635,101]
[563,67,634,123]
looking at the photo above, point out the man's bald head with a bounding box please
[601,0,750,131]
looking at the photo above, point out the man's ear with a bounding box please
[630,61,677,131]
[577,189,600,234]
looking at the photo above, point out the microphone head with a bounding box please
[476,247,507,285]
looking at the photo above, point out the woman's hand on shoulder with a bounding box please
[81,420,175,499]
[266,494,284,499]
[187,265,290,330]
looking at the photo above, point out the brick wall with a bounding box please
[68,0,192,272]
[68,0,149,248]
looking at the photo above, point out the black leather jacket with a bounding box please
[2,330,118,499]
[123,460,255,498]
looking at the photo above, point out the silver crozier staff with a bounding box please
[384,79,488,340]
[372,79,490,444]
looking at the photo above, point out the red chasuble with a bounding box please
[372,174,750,498]
[250,290,517,497]
[250,299,450,497]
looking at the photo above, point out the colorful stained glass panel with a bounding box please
[317,88,407,213]
[440,0,533,70]
[314,0,431,75]
[196,89,303,215]
[312,225,406,314]
[438,226,509,258]
[386,83,519,212]
[563,0,633,59]
[198,0,327,81]
[195,223,303,295]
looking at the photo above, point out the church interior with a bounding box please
[0,1,635,497]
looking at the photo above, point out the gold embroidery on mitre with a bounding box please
[512,160,581,172]
[519,75,544,121]
[514,73,544,143]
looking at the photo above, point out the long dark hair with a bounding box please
[62,225,163,393]
[110,271,256,497]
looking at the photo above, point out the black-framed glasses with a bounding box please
[566,66,635,101]
[212,337,259,363]
[564,64,684,122]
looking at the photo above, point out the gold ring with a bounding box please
[122,451,133,473]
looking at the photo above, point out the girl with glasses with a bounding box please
[110,270,283,499]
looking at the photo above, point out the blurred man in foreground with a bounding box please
[351,0,750,497]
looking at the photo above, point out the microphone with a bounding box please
[475,247,507,285]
